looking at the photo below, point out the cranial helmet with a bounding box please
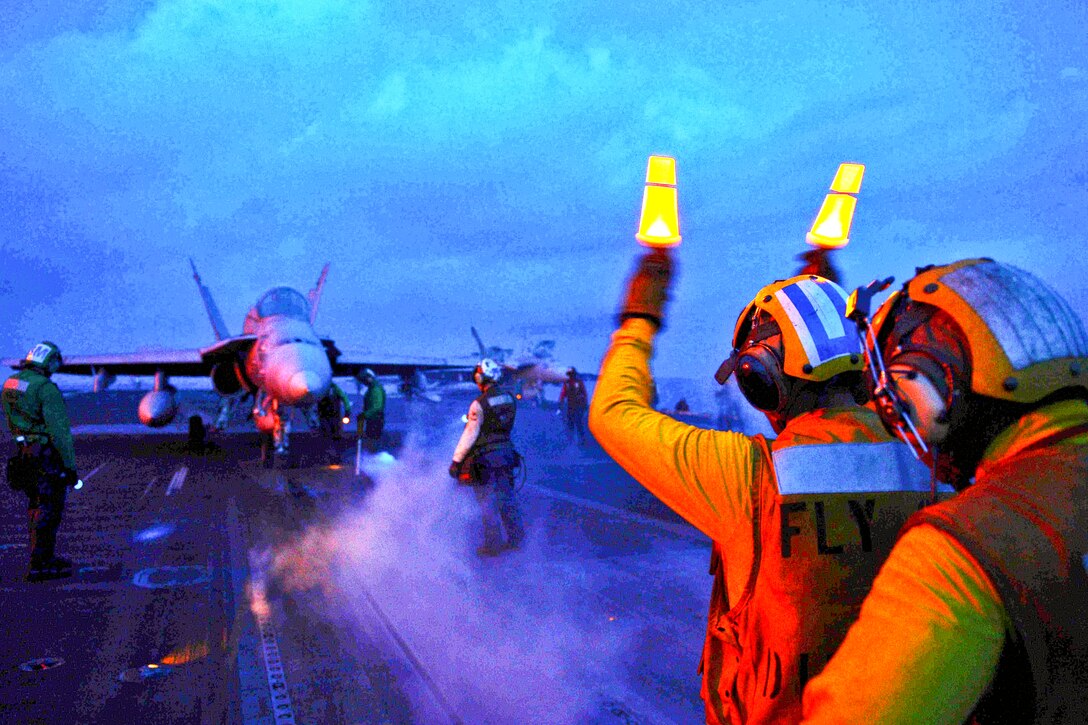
[862,258,1088,486]
[24,341,63,376]
[715,275,863,426]
[360,368,376,382]
[474,358,503,387]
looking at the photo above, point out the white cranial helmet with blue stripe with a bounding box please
[732,275,863,382]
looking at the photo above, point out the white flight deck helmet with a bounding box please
[360,368,377,383]
[474,358,503,388]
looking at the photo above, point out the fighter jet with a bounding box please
[468,326,593,404]
[5,261,462,458]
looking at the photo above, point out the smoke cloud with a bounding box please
[259,427,685,723]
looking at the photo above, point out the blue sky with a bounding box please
[2,0,1086,380]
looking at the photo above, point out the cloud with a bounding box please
[366,72,408,119]
[0,0,1035,224]
[1,0,1086,376]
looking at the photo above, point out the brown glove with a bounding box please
[619,249,674,329]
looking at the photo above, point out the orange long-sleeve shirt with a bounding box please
[588,319,760,599]
[589,319,924,722]
[588,318,895,546]
[803,399,1088,723]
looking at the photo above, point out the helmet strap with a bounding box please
[928,443,939,505]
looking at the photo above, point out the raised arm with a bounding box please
[589,318,759,540]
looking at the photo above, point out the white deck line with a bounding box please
[165,466,188,496]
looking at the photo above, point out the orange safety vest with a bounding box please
[701,436,936,723]
[904,437,1088,724]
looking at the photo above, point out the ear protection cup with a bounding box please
[865,293,971,455]
[886,361,951,445]
[735,340,791,413]
[879,310,964,451]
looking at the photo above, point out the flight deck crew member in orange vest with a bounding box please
[589,251,934,724]
[803,259,1088,724]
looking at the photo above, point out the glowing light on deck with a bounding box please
[160,641,210,666]
[134,522,175,543]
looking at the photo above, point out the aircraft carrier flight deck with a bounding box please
[0,387,712,724]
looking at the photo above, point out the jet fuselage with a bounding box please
[243,287,331,409]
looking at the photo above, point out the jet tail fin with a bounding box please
[189,259,230,341]
[471,326,487,358]
[309,263,330,325]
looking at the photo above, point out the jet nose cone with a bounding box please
[287,371,324,404]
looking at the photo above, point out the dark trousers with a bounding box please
[359,413,385,448]
[26,474,67,566]
[317,397,344,440]
[565,405,588,444]
[319,414,343,440]
[472,448,524,550]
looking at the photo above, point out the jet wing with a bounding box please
[509,362,597,384]
[322,340,471,379]
[512,362,566,384]
[200,335,258,363]
[33,350,208,377]
[331,357,472,379]
[3,335,259,377]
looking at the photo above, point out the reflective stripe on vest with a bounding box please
[772,441,949,495]
[486,393,514,408]
[3,378,29,393]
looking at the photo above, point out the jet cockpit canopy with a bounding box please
[244,287,311,332]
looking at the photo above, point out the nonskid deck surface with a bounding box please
[0,393,709,724]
